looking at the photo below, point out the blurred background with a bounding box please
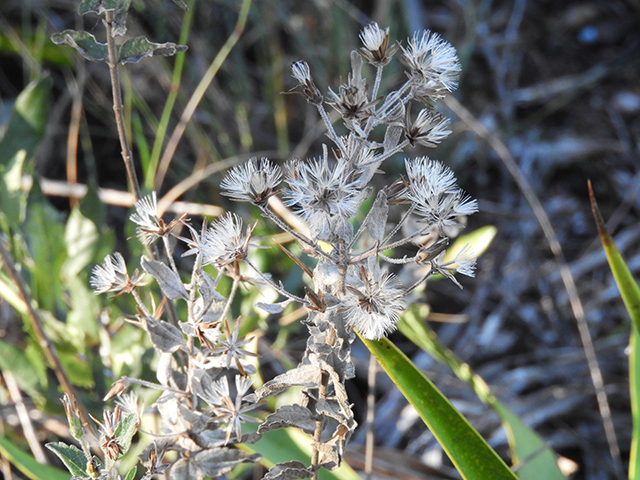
[1,0,640,479]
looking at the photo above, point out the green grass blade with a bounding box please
[398,307,565,480]
[589,182,640,479]
[361,334,519,480]
[0,437,70,480]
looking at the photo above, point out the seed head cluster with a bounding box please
[87,21,475,479]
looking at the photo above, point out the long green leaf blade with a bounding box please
[361,335,519,480]
[398,308,565,480]
[0,437,70,480]
[589,182,640,479]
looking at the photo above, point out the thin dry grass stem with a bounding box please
[364,353,377,480]
[154,0,253,191]
[443,94,624,477]
[0,240,96,436]
[22,176,223,217]
[3,371,48,464]
[65,74,84,209]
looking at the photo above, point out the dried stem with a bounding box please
[104,10,141,202]
[311,326,336,479]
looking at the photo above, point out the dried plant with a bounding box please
[48,4,477,479]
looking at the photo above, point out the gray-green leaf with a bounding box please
[264,461,313,480]
[141,256,188,300]
[79,0,129,15]
[367,191,388,241]
[118,36,188,64]
[144,317,186,353]
[51,30,107,62]
[45,442,88,478]
[259,405,316,435]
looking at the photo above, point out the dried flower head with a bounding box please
[405,157,478,232]
[90,252,145,296]
[438,244,476,276]
[401,30,461,96]
[284,156,367,241]
[206,318,259,375]
[130,192,184,245]
[203,375,261,444]
[345,266,406,340]
[404,107,451,147]
[291,61,323,104]
[221,157,282,206]
[201,213,255,269]
[327,53,379,121]
[359,22,398,67]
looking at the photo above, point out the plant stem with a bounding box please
[104,10,142,202]
[310,327,335,479]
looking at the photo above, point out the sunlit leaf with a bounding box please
[63,207,99,277]
[46,442,88,478]
[399,307,565,479]
[361,334,519,480]
[141,256,188,301]
[114,414,139,453]
[0,340,46,406]
[0,438,69,480]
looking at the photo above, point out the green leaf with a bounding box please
[63,206,99,278]
[0,76,50,227]
[51,30,107,62]
[361,334,519,480]
[118,36,187,64]
[114,414,139,454]
[589,183,640,479]
[0,149,28,226]
[0,340,46,406]
[124,466,137,480]
[398,307,565,480]
[0,437,70,480]
[23,192,66,313]
[444,225,497,262]
[65,275,100,343]
[0,76,50,166]
[45,442,88,478]
[59,351,95,388]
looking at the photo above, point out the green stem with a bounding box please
[147,0,195,191]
